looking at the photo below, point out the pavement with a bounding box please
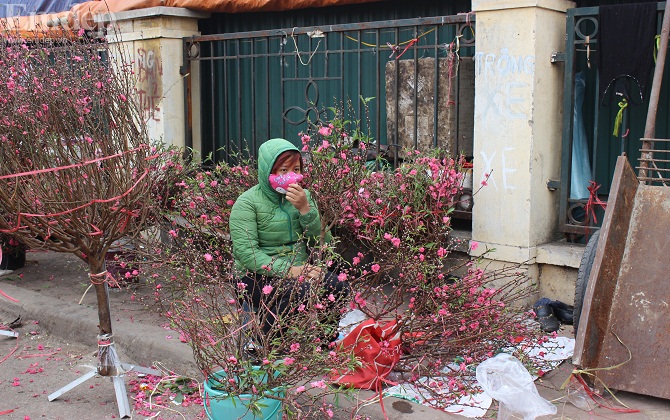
[2,250,670,419]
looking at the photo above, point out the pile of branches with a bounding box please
[133,124,544,417]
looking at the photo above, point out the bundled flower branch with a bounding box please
[297,112,543,410]
[129,153,359,418]
[126,101,545,418]
[0,26,159,376]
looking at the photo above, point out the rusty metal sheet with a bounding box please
[575,156,670,399]
[574,156,638,368]
[594,185,670,398]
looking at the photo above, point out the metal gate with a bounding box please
[182,15,476,166]
[559,2,670,236]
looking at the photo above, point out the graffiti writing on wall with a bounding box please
[135,46,163,122]
[475,48,534,121]
[480,147,517,192]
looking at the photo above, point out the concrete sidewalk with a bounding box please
[0,250,197,375]
[2,250,670,419]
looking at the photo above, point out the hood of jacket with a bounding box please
[257,138,300,204]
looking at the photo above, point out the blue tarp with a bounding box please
[0,0,87,18]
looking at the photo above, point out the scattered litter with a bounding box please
[523,336,574,373]
[476,353,557,420]
[384,380,492,418]
[564,376,597,411]
[0,315,20,338]
[8,315,22,329]
[383,336,575,417]
[338,309,367,337]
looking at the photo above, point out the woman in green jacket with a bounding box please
[229,138,349,343]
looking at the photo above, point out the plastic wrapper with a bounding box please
[476,353,557,420]
[571,71,593,200]
[97,333,124,376]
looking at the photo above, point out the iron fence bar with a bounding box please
[340,31,345,119]
[236,39,242,155]
[251,39,257,152]
[413,26,419,150]
[637,177,670,182]
[636,162,670,168]
[209,45,216,160]
[266,38,270,150]
[187,16,474,43]
[182,41,193,151]
[264,76,341,81]
[393,26,400,165]
[454,31,463,156]
[188,42,450,60]
[432,29,439,149]
[280,35,286,139]
[592,73,600,184]
[559,8,578,233]
[375,28,380,153]
[324,35,329,80]
[357,29,362,123]
[308,33,314,82]
[222,41,230,161]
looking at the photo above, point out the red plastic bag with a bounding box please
[332,318,401,390]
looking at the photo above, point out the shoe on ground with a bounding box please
[548,300,574,325]
[533,300,560,333]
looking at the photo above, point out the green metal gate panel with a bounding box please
[188,15,475,164]
[560,2,670,236]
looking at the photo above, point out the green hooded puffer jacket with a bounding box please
[229,138,325,277]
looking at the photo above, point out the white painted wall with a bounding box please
[471,0,575,264]
[101,7,208,148]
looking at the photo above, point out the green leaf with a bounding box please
[173,392,184,405]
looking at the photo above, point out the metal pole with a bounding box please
[640,1,670,180]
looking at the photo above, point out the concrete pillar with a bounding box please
[99,7,209,148]
[471,0,574,265]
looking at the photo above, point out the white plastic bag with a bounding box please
[476,353,557,420]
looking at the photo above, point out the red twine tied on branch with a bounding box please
[584,181,607,224]
[0,145,148,181]
[89,271,120,288]
[1,168,149,235]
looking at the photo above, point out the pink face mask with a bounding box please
[268,172,303,194]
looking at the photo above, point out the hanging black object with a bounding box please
[598,2,657,106]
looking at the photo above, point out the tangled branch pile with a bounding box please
[131,104,543,418]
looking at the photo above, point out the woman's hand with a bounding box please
[289,264,323,279]
[285,184,310,214]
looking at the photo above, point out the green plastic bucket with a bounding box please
[203,368,283,420]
